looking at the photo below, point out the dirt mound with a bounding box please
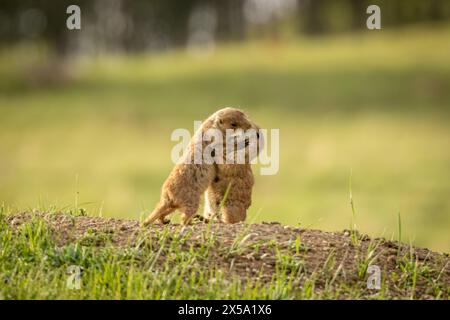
[5,212,449,299]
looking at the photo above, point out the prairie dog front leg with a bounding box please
[203,189,218,220]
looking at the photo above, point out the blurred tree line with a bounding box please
[0,0,449,55]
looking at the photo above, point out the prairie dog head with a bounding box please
[213,107,254,131]
[208,107,263,163]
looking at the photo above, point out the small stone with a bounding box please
[387,256,397,264]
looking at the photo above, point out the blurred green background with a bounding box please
[0,1,449,252]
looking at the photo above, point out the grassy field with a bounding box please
[1,211,448,299]
[0,24,450,253]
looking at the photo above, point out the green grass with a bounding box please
[0,212,309,299]
[1,210,447,300]
[0,24,450,252]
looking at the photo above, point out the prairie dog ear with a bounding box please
[213,114,224,128]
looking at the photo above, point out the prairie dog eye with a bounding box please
[231,123,237,128]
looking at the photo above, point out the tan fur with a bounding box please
[203,164,254,223]
[203,122,261,223]
[143,107,260,226]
